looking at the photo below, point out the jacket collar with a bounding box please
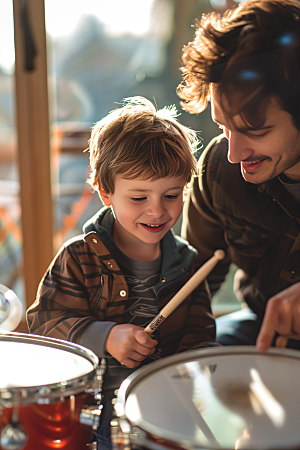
[258,177,300,220]
[83,206,195,279]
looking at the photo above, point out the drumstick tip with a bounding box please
[214,249,225,260]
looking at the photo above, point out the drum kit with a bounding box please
[112,346,300,450]
[1,270,300,450]
[0,283,106,450]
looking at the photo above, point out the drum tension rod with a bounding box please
[80,358,106,430]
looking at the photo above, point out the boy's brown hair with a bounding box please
[177,0,300,129]
[88,97,199,194]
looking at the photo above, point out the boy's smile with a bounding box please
[100,175,186,261]
[140,223,166,232]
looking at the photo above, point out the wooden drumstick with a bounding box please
[144,249,225,335]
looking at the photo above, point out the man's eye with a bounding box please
[248,129,269,137]
[132,197,147,202]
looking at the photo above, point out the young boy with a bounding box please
[27,97,216,449]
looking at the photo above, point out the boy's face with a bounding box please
[100,174,186,260]
[210,84,300,184]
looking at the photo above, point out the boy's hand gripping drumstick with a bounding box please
[144,249,225,335]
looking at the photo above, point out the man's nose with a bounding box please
[226,129,253,164]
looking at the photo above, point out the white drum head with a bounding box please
[118,346,300,450]
[0,333,98,397]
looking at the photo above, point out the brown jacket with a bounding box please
[27,207,216,357]
[182,135,300,317]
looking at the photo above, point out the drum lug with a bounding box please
[79,405,102,430]
[0,422,27,450]
[86,358,106,400]
[37,386,52,404]
[0,390,13,407]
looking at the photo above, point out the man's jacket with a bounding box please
[27,207,216,357]
[182,135,300,317]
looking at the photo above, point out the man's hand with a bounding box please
[106,324,158,368]
[256,282,300,353]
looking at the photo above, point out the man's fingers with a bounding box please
[256,306,278,353]
[256,284,300,353]
[275,336,288,349]
[276,299,293,336]
[256,322,276,353]
[291,316,300,335]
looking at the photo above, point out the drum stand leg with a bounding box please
[0,402,27,450]
[111,417,131,450]
[111,418,119,450]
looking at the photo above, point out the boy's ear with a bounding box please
[99,187,112,207]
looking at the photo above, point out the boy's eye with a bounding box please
[164,194,178,200]
[132,197,147,202]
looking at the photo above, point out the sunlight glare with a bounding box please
[45,0,155,38]
[125,394,141,422]
[250,369,285,427]
[0,0,15,72]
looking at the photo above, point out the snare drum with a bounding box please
[0,332,101,450]
[113,346,300,450]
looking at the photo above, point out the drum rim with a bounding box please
[117,345,300,450]
[0,332,99,403]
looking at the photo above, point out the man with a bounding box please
[177,0,300,352]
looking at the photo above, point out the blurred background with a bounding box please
[0,0,241,331]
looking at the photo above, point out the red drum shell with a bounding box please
[1,395,92,449]
[0,333,99,450]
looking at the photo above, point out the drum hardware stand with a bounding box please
[111,417,131,450]
[80,358,106,430]
[0,397,27,450]
[111,390,140,450]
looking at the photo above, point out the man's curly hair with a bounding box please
[177,0,300,129]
